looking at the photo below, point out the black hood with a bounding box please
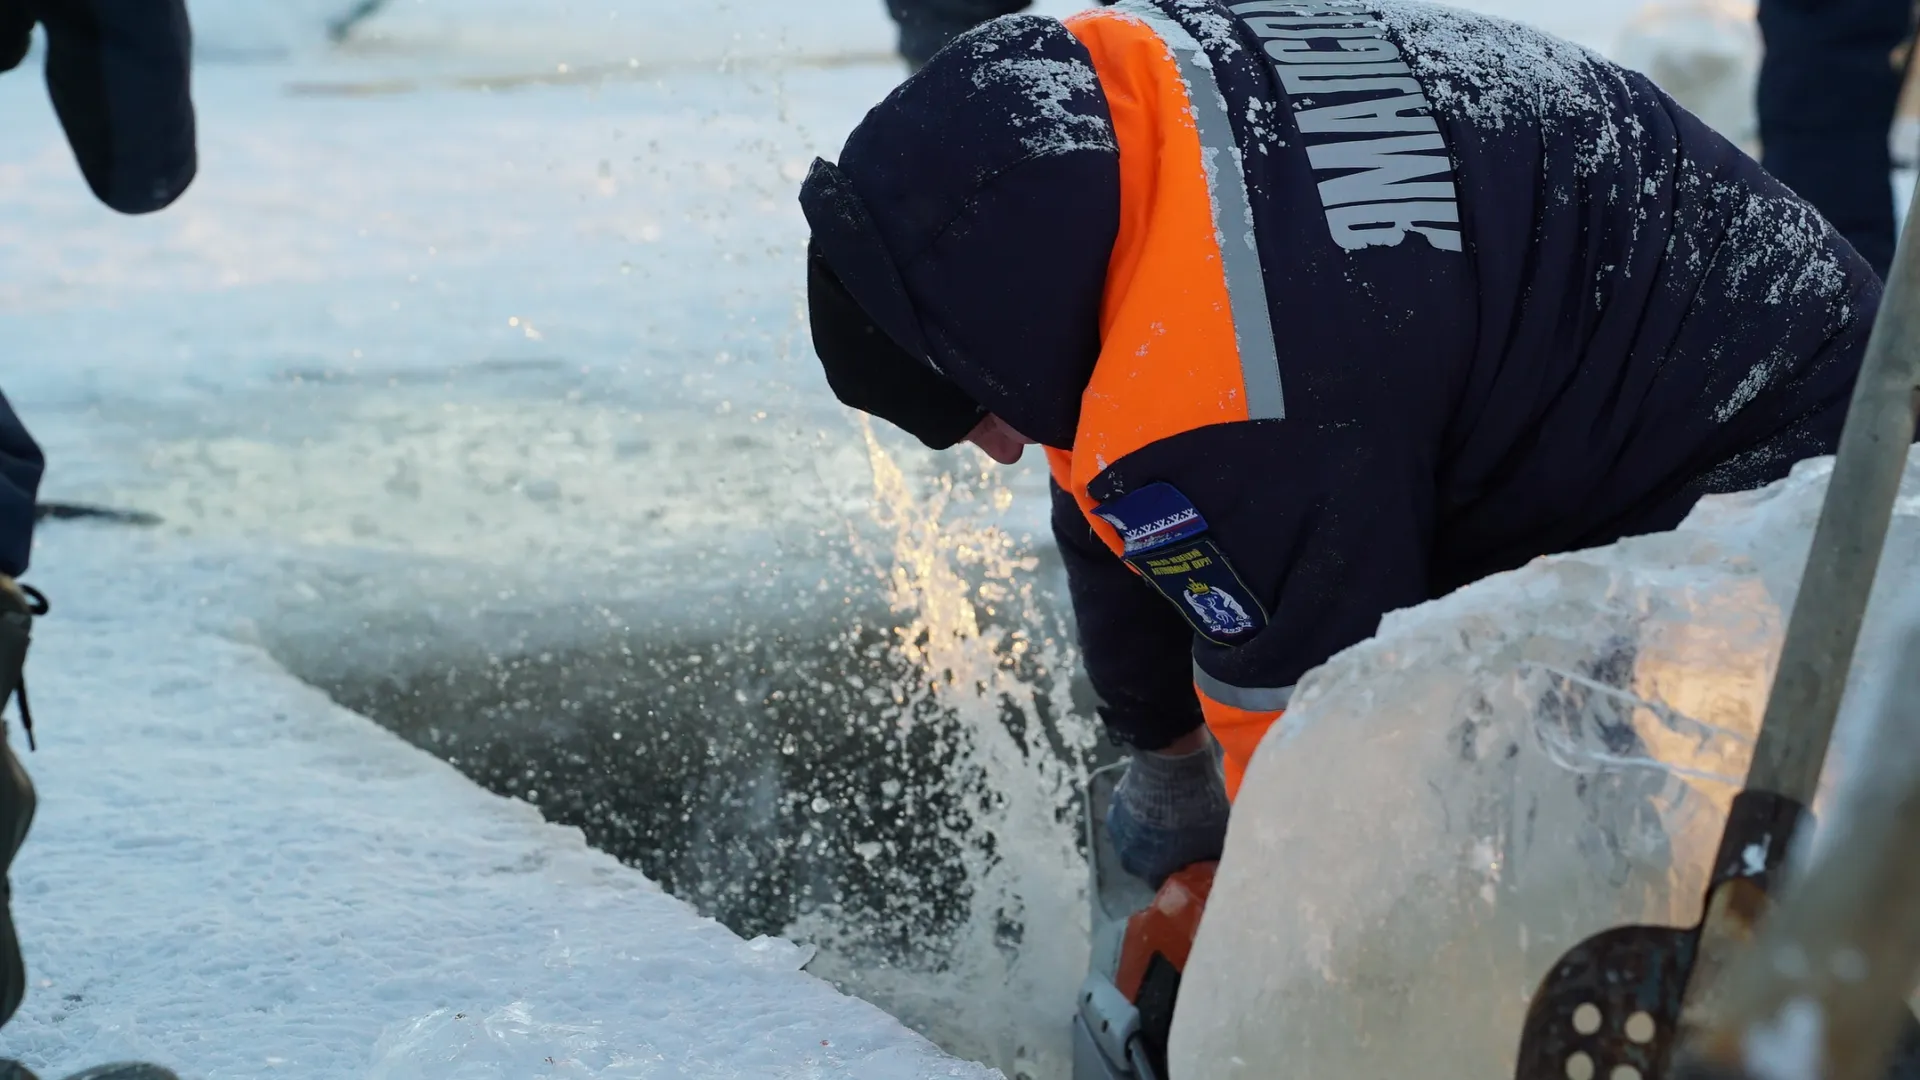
[806,234,986,450]
[799,14,1120,451]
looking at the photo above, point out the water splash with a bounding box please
[259,402,1100,1078]
[790,420,1096,1080]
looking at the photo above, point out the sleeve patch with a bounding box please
[1094,482,1267,646]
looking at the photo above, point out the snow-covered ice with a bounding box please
[1173,447,1920,1080]
[7,529,995,1080]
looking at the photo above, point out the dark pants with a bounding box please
[0,393,39,582]
[1758,0,1916,277]
[884,0,1031,67]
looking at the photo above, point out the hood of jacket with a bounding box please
[800,14,1120,450]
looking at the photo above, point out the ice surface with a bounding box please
[337,0,895,78]
[1172,447,1920,1080]
[4,529,996,1080]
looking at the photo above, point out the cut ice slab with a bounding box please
[1171,446,1920,1080]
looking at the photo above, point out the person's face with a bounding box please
[964,413,1035,465]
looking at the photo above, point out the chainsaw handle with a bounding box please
[1744,205,1920,805]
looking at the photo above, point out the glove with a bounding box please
[1106,740,1231,887]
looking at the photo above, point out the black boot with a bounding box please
[0,588,177,1080]
[0,576,37,1029]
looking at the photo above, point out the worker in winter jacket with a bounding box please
[0,3,194,1077]
[801,0,1882,886]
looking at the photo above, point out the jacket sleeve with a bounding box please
[1086,422,1437,713]
[1050,479,1207,750]
[32,0,196,214]
[0,393,43,579]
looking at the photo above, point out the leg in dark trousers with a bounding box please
[1758,0,1915,277]
[884,0,1031,69]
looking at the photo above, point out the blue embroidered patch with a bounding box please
[1094,483,1267,647]
[1094,482,1209,556]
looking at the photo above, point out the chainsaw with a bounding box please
[1072,760,1215,1080]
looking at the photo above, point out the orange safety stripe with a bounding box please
[1196,695,1283,801]
[1062,7,1262,559]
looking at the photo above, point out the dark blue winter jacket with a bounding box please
[0,395,39,581]
[0,0,196,576]
[809,2,1881,751]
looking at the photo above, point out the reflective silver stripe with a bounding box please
[1112,0,1286,421]
[1193,660,1294,712]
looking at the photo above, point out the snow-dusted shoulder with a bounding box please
[4,527,996,1080]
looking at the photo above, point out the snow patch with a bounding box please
[1717,189,1849,306]
[1377,0,1626,177]
[1160,0,1248,57]
[1717,355,1779,422]
[969,56,1117,159]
